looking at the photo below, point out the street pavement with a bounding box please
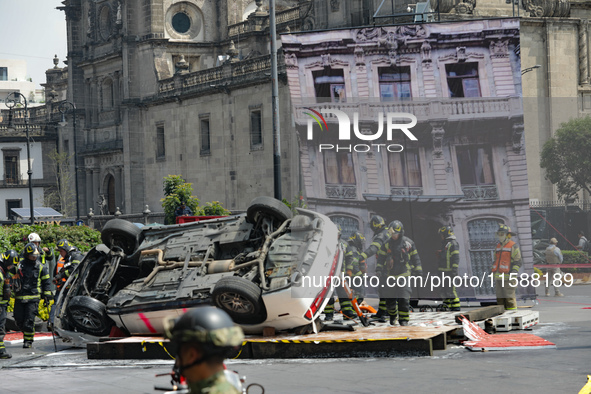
[1,285,589,393]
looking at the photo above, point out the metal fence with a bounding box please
[530,201,591,251]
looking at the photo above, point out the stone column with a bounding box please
[86,169,94,212]
[579,19,589,86]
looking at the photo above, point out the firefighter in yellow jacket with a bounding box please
[492,224,522,310]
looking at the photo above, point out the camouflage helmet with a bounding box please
[1,249,19,270]
[56,239,73,253]
[369,215,386,234]
[438,225,454,239]
[348,232,365,251]
[23,243,40,260]
[163,307,244,359]
[387,220,405,238]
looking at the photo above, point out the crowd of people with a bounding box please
[0,233,84,359]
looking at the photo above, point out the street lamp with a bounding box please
[5,91,35,225]
[521,65,541,75]
[58,101,80,222]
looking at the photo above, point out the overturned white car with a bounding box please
[54,197,342,342]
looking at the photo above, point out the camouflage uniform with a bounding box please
[187,371,240,394]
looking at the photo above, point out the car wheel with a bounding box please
[246,196,293,225]
[101,219,143,255]
[212,277,267,325]
[67,296,113,337]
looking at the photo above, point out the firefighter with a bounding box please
[13,243,52,348]
[27,232,54,266]
[1,250,18,359]
[163,307,244,394]
[323,227,357,321]
[492,224,522,310]
[357,215,392,321]
[49,239,84,327]
[437,226,461,311]
[379,220,422,326]
[347,231,366,304]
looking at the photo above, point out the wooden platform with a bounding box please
[87,320,459,360]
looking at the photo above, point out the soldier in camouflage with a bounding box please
[163,306,245,394]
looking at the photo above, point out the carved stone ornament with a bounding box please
[522,0,570,17]
[330,0,340,12]
[321,53,332,67]
[455,1,476,15]
[354,46,365,66]
[284,52,298,68]
[431,123,445,157]
[490,40,509,58]
[421,41,432,63]
[356,26,428,46]
[456,47,467,62]
[512,123,524,152]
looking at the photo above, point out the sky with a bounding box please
[0,0,67,90]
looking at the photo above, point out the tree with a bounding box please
[44,149,74,216]
[541,116,591,200]
[161,175,200,224]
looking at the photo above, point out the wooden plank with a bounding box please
[244,338,433,358]
[455,305,505,324]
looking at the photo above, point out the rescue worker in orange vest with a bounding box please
[492,224,522,310]
[49,239,84,327]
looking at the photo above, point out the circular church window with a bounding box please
[172,12,191,34]
[165,2,203,41]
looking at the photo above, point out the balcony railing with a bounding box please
[228,5,302,37]
[461,185,499,201]
[294,97,523,125]
[390,187,424,196]
[326,185,357,199]
[157,54,284,97]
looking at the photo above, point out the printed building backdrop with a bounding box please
[281,18,535,302]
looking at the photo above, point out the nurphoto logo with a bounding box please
[304,108,418,152]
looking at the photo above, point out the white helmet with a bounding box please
[28,232,41,243]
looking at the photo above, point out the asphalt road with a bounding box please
[1,285,590,394]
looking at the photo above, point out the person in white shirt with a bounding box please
[544,238,564,297]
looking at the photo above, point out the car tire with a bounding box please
[101,219,143,255]
[212,277,267,325]
[246,196,292,225]
[67,296,114,337]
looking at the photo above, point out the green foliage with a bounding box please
[562,250,589,265]
[540,116,591,199]
[0,223,101,254]
[196,201,231,216]
[282,192,308,215]
[161,175,200,224]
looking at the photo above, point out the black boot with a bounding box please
[399,320,409,326]
[389,315,397,326]
[0,350,12,359]
[23,341,32,349]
